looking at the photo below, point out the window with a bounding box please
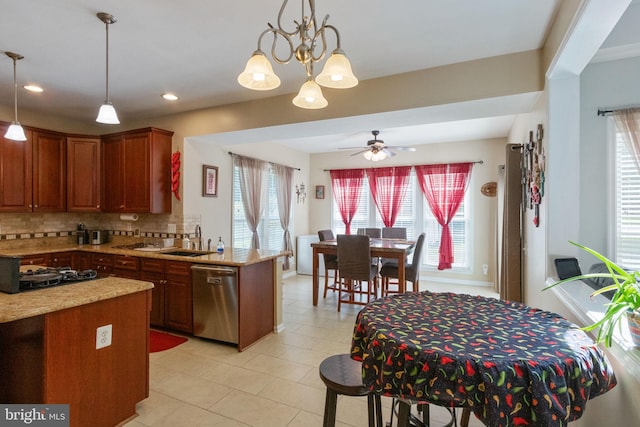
[614,132,640,268]
[331,170,470,270]
[232,165,288,251]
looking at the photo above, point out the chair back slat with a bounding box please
[337,234,373,281]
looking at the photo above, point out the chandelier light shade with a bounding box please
[292,78,328,109]
[96,12,120,124]
[315,49,358,89]
[237,50,281,90]
[4,52,27,141]
[238,0,358,109]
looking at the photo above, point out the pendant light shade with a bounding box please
[292,78,328,109]
[237,50,281,91]
[96,101,120,124]
[96,12,120,124]
[4,52,27,141]
[315,49,358,89]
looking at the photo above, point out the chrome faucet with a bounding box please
[195,225,202,251]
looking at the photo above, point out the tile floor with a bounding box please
[124,275,495,427]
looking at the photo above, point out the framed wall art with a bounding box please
[315,185,325,199]
[202,164,218,197]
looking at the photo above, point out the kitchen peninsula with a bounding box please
[0,274,153,427]
[0,241,285,351]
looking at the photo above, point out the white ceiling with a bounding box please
[1,0,638,153]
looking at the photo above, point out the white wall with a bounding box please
[183,138,310,258]
[309,137,506,284]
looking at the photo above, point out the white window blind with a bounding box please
[615,133,640,268]
[232,165,288,251]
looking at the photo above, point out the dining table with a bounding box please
[310,237,414,306]
[351,291,617,427]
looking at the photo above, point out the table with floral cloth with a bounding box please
[351,291,617,427]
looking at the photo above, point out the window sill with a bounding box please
[546,277,640,382]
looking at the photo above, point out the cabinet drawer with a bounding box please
[165,261,191,277]
[91,253,114,267]
[114,255,140,271]
[141,258,164,273]
[20,254,49,266]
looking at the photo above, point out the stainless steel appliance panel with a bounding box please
[191,265,239,344]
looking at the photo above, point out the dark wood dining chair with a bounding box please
[357,228,382,238]
[337,234,378,311]
[381,227,407,265]
[380,232,425,295]
[318,229,339,298]
[381,227,407,239]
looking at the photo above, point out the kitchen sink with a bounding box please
[162,250,213,257]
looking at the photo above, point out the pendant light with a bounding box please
[4,52,27,141]
[96,12,120,124]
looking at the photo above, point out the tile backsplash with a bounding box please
[0,212,198,243]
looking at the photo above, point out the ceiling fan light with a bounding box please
[316,49,358,89]
[237,50,281,91]
[5,122,27,141]
[292,79,328,109]
[96,101,120,124]
[363,150,373,161]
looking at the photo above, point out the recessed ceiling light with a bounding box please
[24,85,43,93]
[162,93,178,101]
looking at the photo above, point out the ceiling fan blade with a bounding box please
[339,146,368,150]
[392,146,417,152]
[350,149,370,156]
[382,148,396,157]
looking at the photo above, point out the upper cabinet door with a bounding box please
[102,128,173,214]
[0,124,33,212]
[67,137,101,212]
[32,130,66,212]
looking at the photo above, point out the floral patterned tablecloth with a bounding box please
[351,291,617,427]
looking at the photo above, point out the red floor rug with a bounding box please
[150,330,188,353]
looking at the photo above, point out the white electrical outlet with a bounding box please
[96,324,112,349]
[167,224,176,234]
[482,264,489,275]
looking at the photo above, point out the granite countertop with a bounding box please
[0,242,288,266]
[0,276,154,323]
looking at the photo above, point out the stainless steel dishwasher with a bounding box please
[191,265,239,344]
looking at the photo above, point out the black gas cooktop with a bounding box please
[19,267,98,292]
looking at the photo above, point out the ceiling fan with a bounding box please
[343,130,416,161]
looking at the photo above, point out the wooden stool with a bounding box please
[319,354,382,427]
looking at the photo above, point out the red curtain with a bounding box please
[367,166,412,227]
[415,162,473,270]
[330,169,366,234]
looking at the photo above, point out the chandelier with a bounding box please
[237,0,358,109]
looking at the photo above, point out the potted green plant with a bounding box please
[544,241,640,347]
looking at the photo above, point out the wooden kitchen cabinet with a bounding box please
[91,253,113,277]
[67,137,101,212]
[113,255,140,279]
[140,258,166,327]
[101,128,173,213]
[0,125,66,212]
[164,261,192,333]
[49,251,73,268]
[73,251,92,271]
[0,124,32,212]
[20,253,49,267]
[32,130,66,212]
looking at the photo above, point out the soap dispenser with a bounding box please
[216,236,225,254]
[182,235,191,249]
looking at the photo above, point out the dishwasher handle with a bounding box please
[191,265,237,275]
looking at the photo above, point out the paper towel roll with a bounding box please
[119,213,139,221]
